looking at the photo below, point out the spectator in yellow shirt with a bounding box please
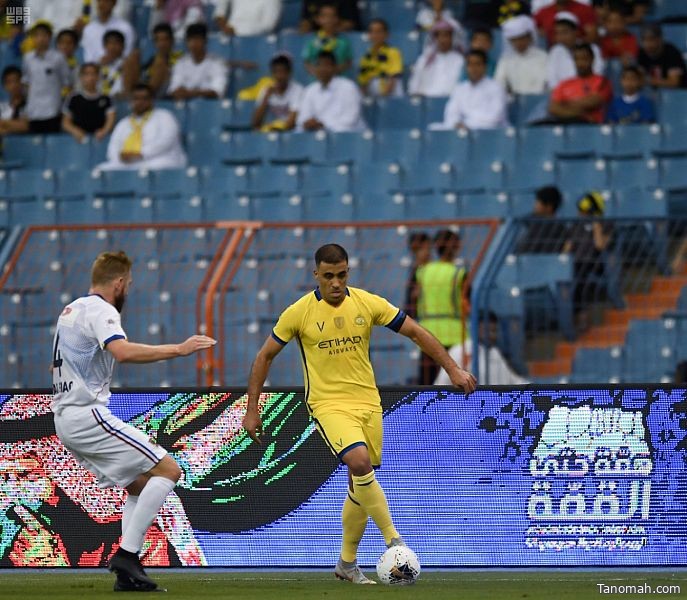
[358,18,404,97]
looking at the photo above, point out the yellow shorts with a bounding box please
[312,409,383,467]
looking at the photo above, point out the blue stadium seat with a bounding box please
[374,129,423,164]
[398,160,453,194]
[207,34,232,59]
[658,89,687,125]
[201,165,251,195]
[610,188,668,218]
[3,135,45,168]
[367,0,416,30]
[187,98,232,132]
[150,167,200,199]
[511,94,548,126]
[661,24,687,54]
[354,193,405,221]
[660,157,687,189]
[325,131,375,164]
[623,319,677,381]
[186,129,222,166]
[470,128,517,164]
[250,194,304,222]
[652,0,687,21]
[273,131,327,164]
[457,192,510,219]
[96,169,151,196]
[560,125,614,158]
[223,131,274,165]
[453,158,504,192]
[352,161,401,194]
[517,126,565,162]
[105,196,155,223]
[422,96,448,126]
[153,195,203,222]
[500,153,556,198]
[277,32,310,82]
[248,164,301,195]
[231,34,279,67]
[509,191,537,217]
[278,1,301,30]
[557,158,608,191]
[6,170,56,224]
[389,30,421,72]
[571,347,623,383]
[607,157,659,189]
[91,138,109,166]
[422,129,470,164]
[404,192,457,220]
[156,99,188,134]
[302,193,354,222]
[44,134,92,171]
[55,195,106,224]
[204,192,250,220]
[611,123,661,158]
[375,96,424,130]
[656,122,687,157]
[300,164,352,197]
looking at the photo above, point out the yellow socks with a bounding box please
[340,491,368,562]
[351,471,399,546]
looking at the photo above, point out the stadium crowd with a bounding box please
[0,0,682,156]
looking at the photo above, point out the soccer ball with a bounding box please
[376,546,421,585]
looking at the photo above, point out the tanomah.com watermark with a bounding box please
[598,583,681,595]
[7,6,31,25]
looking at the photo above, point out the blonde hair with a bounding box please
[91,251,132,286]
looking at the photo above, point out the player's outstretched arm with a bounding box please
[107,335,216,364]
[243,336,284,444]
[398,316,477,393]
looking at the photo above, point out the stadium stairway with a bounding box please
[528,267,687,379]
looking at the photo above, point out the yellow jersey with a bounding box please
[272,286,406,414]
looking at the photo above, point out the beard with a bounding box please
[114,291,126,313]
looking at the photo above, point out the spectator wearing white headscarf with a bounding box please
[495,15,549,95]
[408,20,465,97]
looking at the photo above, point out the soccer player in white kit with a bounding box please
[51,251,216,592]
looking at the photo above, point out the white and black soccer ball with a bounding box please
[376,546,421,585]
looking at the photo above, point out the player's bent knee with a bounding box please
[149,455,182,483]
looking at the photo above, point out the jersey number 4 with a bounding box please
[53,333,63,377]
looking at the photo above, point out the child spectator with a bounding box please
[599,7,638,64]
[495,15,548,95]
[62,63,116,142]
[438,49,508,130]
[303,3,352,77]
[214,0,281,37]
[99,30,126,98]
[169,23,228,100]
[22,22,72,133]
[638,23,687,89]
[547,12,604,89]
[81,0,135,63]
[548,42,612,124]
[515,186,567,254]
[300,0,361,33]
[252,53,304,132]
[0,65,28,134]
[606,65,656,124]
[138,23,183,98]
[358,19,404,97]
[297,51,365,132]
[56,29,80,92]
[408,20,465,97]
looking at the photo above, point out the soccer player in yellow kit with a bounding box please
[243,244,477,583]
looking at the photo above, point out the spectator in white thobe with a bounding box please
[169,23,228,99]
[26,0,131,38]
[214,0,282,36]
[408,20,465,98]
[297,50,366,133]
[495,15,549,95]
[99,84,186,170]
[439,49,508,130]
[81,0,136,63]
[547,11,604,89]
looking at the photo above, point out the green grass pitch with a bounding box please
[1,571,686,599]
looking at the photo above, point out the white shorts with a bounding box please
[54,405,167,489]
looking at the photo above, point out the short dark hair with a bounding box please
[80,62,100,75]
[57,28,79,44]
[573,42,595,60]
[622,64,643,78]
[103,29,125,45]
[31,22,53,36]
[471,26,493,41]
[186,22,208,40]
[641,22,662,39]
[408,231,430,249]
[153,23,174,38]
[270,53,293,70]
[535,186,562,213]
[132,83,153,96]
[467,49,488,64]
[369,18,389,32]
[317,50,337,65]
[318,2,339,15]
[315,244,348,266]
[2,65,21,84]
[434,229,460,256]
